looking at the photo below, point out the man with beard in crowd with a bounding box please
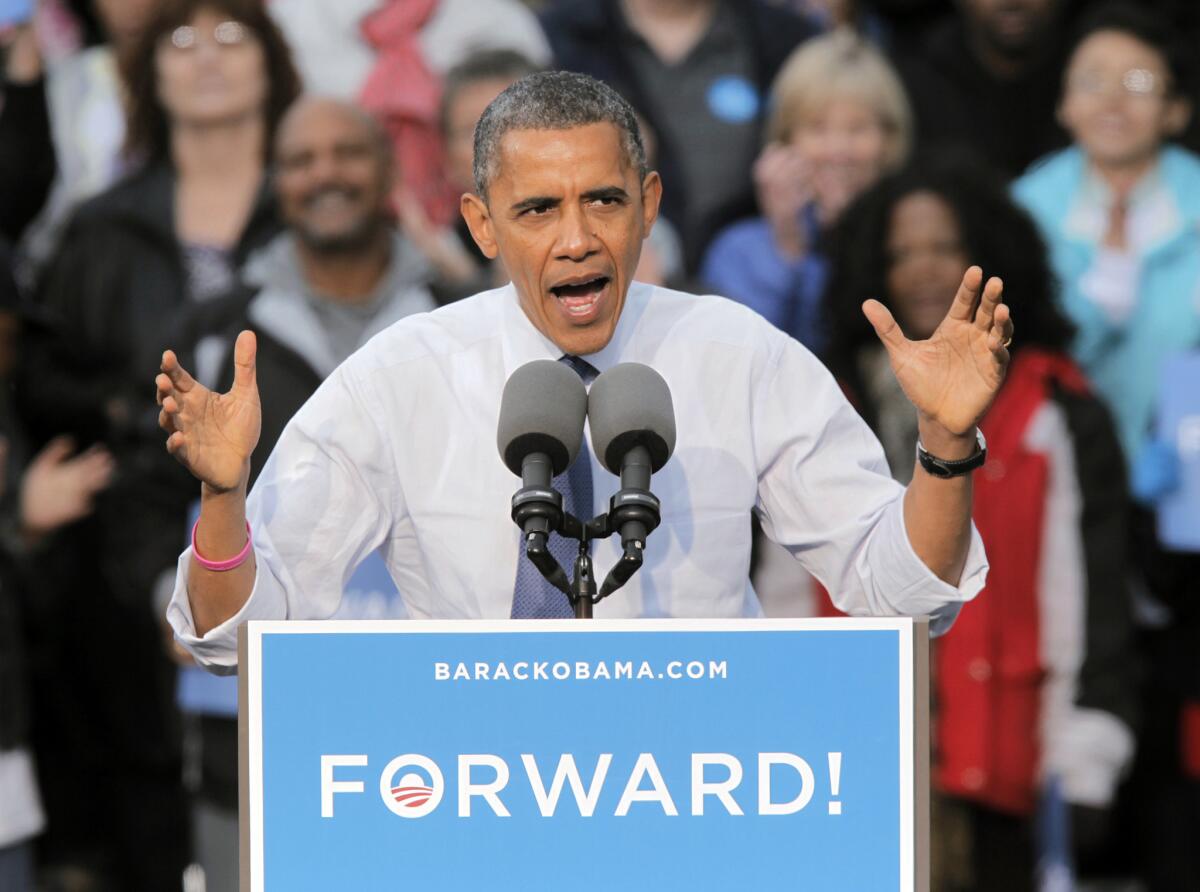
[180,95,436,490]
[891,0,1072,177]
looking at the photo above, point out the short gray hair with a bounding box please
[472,71,648,199]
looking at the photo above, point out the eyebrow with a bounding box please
[510,195,560,214]
[508,186,631,215]
[582,186,630,203]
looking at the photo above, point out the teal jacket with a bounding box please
[1013,145,1200,469]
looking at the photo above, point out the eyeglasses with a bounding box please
[1067,68,1164,99]
[167,20,250,51]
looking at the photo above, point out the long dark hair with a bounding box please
[121,0,301,164]
[821,153,1074,395]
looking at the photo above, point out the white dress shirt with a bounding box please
[168,283,988,672]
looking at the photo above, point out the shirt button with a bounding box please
[983,459,1006,481]
[962,768,986,791]
[968,659,992,682]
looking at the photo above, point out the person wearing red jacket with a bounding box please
[821,155,1138,891]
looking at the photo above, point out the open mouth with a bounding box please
[549,275,610,319]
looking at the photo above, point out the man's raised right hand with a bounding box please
[157,330,262,493]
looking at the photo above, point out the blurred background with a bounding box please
[1,1,1198,889]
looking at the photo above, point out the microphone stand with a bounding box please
[513,449,661,619]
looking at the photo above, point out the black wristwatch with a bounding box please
[916,429,987,478]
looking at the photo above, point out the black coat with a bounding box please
[539,0,817,271]
[21,161,280,604]
[889,17,1070,179]
[0,79,55,244]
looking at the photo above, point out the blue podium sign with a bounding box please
[239,618,929,891]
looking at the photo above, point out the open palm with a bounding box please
[864,266,1014,436]
[157,330,262,492]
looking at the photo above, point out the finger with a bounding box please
[993,302,1014,344]
[862,299,908,352]
[987,336,1011,366]
[159,407,177,434]
[33,436,75,467]
[72,443,114,465]
[155,372,174,406]
[73,453,115,488]
[947,266,984,322]
[70,444,110,464]
[973,276,1005,332]
[231,330,257,395]
[987,306,1013,362]
[81,458,116,490]
[162,395,179,415]
[166,431,187,460]
[161,349,196,393]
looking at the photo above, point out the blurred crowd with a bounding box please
[0,0,1197,890]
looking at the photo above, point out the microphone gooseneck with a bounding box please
[497,361,588,596]
[586,363,676,598]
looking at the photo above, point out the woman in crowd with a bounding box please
[700,29,910,353]
[1013,6,1200,885]
[823,156,1137,891]
[1013,2,1199,480]
[19,2,299,888]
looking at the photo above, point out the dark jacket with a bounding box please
[539,0,817,270]
[0,79,55,244]
[889,16,1069,179]
[0,394,31,752]
[21,161,280,604]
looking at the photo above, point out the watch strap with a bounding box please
[916,430,987,478]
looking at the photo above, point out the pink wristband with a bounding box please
[191,520,253,572]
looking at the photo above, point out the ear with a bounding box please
[1165,96,1192,137]
[640,171,663,239]
[460,193,499,260]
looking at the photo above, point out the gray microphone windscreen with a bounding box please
[497,359,588,476]
[587,363,676,474]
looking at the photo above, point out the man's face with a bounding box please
[462,123,661,356]
[274,101,392,252]
[960,0,1058,56]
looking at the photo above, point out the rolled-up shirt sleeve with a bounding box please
[752,334,987,633]
[166,362,400,672]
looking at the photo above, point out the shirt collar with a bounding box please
[498,280,654,381]
[1066,160,1181,253]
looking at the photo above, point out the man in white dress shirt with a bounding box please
[157,73,1013,673]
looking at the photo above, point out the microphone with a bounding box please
[497,360,588,593]
[587,363,676,596]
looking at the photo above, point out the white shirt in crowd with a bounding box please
[168,283,988,673]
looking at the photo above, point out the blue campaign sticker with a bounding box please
[245,619,918,891]
[706,75,760,124]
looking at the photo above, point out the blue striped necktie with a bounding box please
[510,355,599,618]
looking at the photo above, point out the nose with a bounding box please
[554,203,600,262]
[192,39,224,67]
[308,151,338,184]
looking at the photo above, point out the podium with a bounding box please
[238,618,930,890]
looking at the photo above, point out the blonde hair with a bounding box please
[766,29,913,170]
